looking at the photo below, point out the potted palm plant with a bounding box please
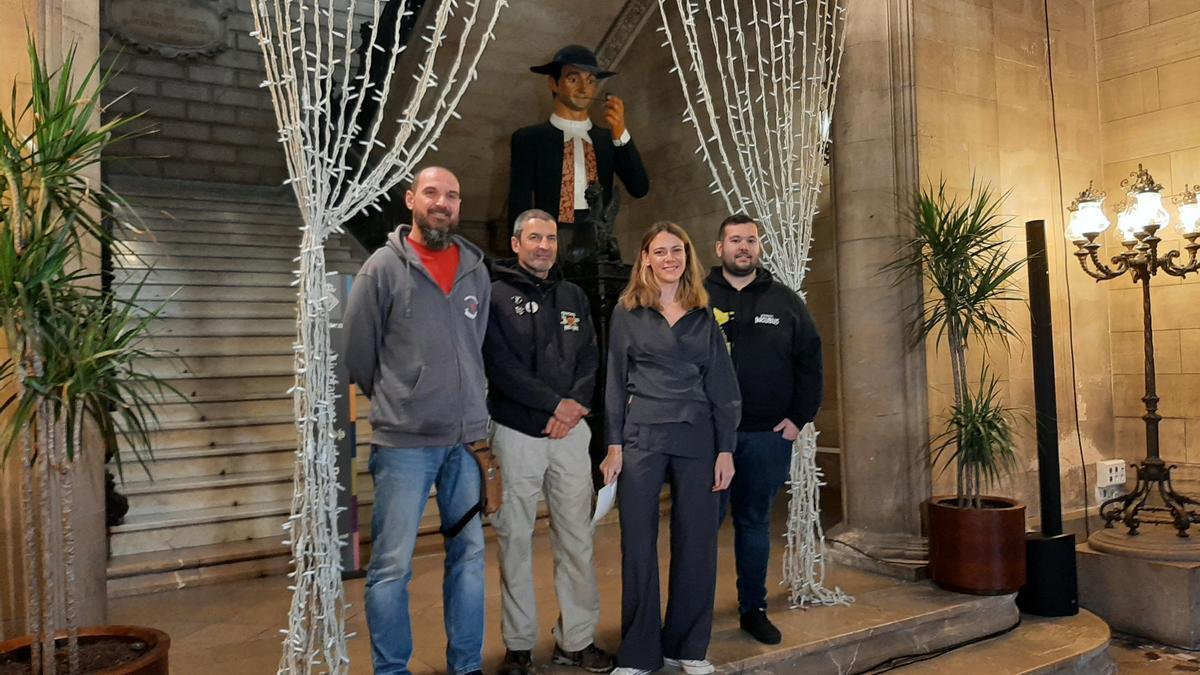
[0,38,172,674]
[889,178,1028,595]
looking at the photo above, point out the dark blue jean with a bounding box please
[719,431,793,614]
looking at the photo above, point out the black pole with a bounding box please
[1017,220,1077,617]
[1025,220,1063,536]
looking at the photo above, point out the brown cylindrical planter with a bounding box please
[0,625,169,674]
[927,495,1026,595]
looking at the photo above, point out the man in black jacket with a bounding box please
[484,209,613,675]
[704,214,823,645]
[508,45,649,259]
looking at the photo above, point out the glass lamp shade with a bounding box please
[1066,199,1110,241]
[1178,200,1200,236]
[1134,191,1170,231]
[1116,203,1145,241]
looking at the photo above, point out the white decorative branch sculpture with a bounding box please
[657,0,851,608]
[248,1,506,671]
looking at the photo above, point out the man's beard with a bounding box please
[415,213,456,250]
[722,258,756,277]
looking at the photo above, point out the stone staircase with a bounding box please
[105,177,376,597]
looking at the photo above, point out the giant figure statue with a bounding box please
[508,44,650,263]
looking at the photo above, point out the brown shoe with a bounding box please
[552,643,615,673]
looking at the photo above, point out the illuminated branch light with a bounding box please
[249,1,506,672]
[659,0,850,608]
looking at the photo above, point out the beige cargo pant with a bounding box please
[491,421,600,652]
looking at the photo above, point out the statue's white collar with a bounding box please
[550,114,593,144]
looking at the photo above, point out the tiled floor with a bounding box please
[1108,633,1200,673]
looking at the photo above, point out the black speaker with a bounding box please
[1017,221,1078,617]
[1017,532,1078,616]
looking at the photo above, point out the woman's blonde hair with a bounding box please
[620,221,709,311]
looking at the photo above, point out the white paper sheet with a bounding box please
[592,481,617,525]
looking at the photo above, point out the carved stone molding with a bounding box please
[103,0,233,59]
[595,0,657,71]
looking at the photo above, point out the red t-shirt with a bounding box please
[408,235,460,295]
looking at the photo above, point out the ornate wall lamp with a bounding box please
[1067,164,1200,537]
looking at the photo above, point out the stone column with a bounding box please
[827,0,930,576]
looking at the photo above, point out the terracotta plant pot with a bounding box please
[0,625,169,674]
[926,495,1026,595]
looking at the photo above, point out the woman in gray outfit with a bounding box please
[600,221,742,675]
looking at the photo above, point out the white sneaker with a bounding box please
[611,669,653,675]
[663,657,716,675]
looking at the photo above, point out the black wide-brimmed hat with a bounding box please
[530,44,616,79]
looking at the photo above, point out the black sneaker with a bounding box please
[739,608,782,645]
[498,649,532,675]
[553,643,615,673]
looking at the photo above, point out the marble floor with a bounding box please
[111,508,845,674]
[107,502,1187,674]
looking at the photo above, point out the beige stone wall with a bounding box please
[911,0,1114,519]
[1095,2,1200,470]
[615,7,843,446]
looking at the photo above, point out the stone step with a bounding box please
[137,300,297,320]
[113,441,298,482]
[113,268,297,288]
[122,199,301,219]
[145,316,297,337]
[107,537,294,599]
[119,417,296,452]
[124,443,372,488]
[896,610,1113,674]
[154,374,295,401]
[139,335,295,357]
[114,265,359,289]
[125,216,303,236]
[117,228,303,248]
[145,395,294,424]
[111,493,388,558]
[120,241,351,261]
[116,285,300,304]
[120,468,298,513]
[706,581,1022,673]
[116,254,320,273]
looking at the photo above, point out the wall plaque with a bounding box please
[104,0,233,59]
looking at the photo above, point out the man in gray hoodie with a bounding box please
[344,166,491,675]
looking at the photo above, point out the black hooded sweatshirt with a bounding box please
[704,266,823,431]
[483,259,599,437]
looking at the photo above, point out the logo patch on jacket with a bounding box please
[560,311,580,331]
[754,313,780,325]
[514,296,539,315]
[464,294,479,320]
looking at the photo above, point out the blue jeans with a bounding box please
[366,445,485,675]
[718,431,792,614]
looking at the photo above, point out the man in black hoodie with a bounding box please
[704,214,823,645]
[483,209,613,675]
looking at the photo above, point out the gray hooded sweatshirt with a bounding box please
[343,225,491,448]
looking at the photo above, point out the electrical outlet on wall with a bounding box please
[1096,459,1127,488]
[1096,485,1124,504]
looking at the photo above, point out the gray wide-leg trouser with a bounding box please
[616,421,720,670]
[492,422,600,652]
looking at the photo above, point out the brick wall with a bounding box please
[1095,1,1200,469]
[100,0,371,186]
